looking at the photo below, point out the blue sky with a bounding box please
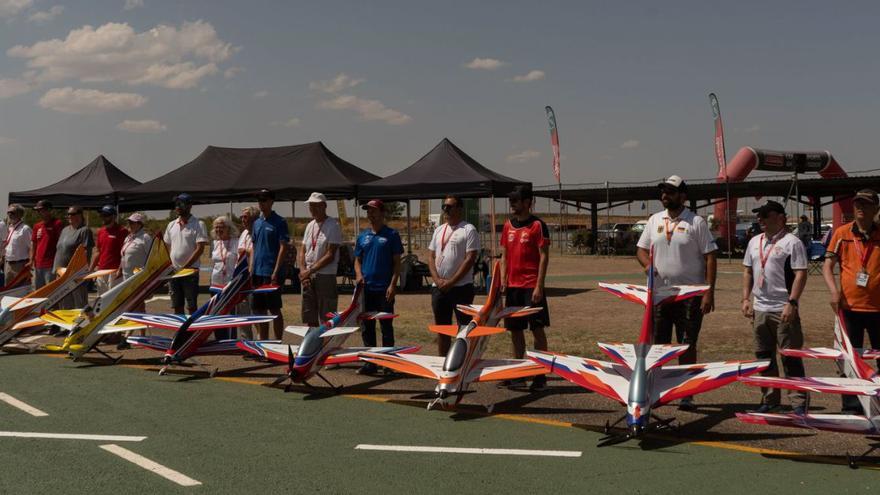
[2,0,879,214]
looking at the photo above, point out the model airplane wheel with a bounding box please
[848,454,858,469]
[209,368,218,378]
[604,420,610,434]
[486,404,494,414]
[284,384,292,393]
[158,367,167,376]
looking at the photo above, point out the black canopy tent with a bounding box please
[358,138,528,200]
[358,138,530,256]
[118,142,379,209]
[8,155,141,208]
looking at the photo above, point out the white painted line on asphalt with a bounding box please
[355,444,582,457]
[0,431,146,442]
[100,444,202,487]
[0,393,48,417]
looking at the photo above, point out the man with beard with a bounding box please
[500,185,551,392]
[636,175,718,411]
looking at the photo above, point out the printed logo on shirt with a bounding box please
[676,226,687,233]
[507,232,515,242]
[657,226,664,234]
[362,235,372,245]
[519,232,531,244]
[377,237,387,245]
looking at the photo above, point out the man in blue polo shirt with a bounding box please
[251,189,289,340]
[354,199,403,375]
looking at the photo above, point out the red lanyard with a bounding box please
[440,224,457,252]
[758,231,785,270]
[853,233,875,272]
[4,221,21,247]
[664,217,681,244]
[310,221,324,251]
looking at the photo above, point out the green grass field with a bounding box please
[1,353,878,494]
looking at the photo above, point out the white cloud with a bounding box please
[39,87,147,114]
[464,57,506,70]
[0,136,16,145]
[8,20,236,90]
[28,5,63,23]
[308,73,364,94]
[123,0,143,10]
[117,119,166,133]
[506,150,540,163]
[511,70,545,82]
[318,95,411,125]
[620,139,640,149]
[252,90,268,99]
[0,0,32,17]
[223,66,243,79]
[270,117,301,128]
[0,77,32,98]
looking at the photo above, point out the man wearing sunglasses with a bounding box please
[54,206,94,309]
[163,193,208,316]
[823,188,880,413]
[428,195,480,355]
[742,200,808,415]
[500,185,550,392]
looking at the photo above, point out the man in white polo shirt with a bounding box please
[742,200,808,415]
[636,175,717,411]
[298,192,343,326]
[428,195,480,355]
[3,204,32,286]
[163,193,208,315]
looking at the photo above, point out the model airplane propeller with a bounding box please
[117,254,277,376]
[528,248,769,446]
[737,311,880,468]
[238,281,419,393]
[359,261,546,411]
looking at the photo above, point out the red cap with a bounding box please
[362,199,384,210]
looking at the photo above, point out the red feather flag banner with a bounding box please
[546,106,561,184]
[709,93,727,179]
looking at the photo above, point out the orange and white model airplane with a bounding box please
[360,262,546,411]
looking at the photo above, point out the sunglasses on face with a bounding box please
[441,204,458,211]
[175,202,189,208]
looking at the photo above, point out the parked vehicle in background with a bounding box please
[596,222,642,255]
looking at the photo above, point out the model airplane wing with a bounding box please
[778,347,880,360]
[736,412,875,434]
[738,375,880,396]
[236,340,297,363]
[598,283,708,306]
[39,309,84,331]
[1,296,47,311]
[527,350,629,404]
[120,312,189,330]
[187,314,276,331]
[193,338,241,355]
[467,358,547,383]
[81,269,118,281]
[492,306,543,320]
[321,345,420,365]
[358,351,445,380]
[598,283,648,305]
[127,335,173,352]
[97,320,150,335]
[653,360,769,406]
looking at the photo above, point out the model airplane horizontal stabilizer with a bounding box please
[467,326,508,338]
[209,283,278,294]
[644,344,691,370]
[11,317,45,331]
[739,375,880,396]
[428,325,459,337]
[39,309,85,331]
[779,347,880,360]
[238,341,420,365]
[285,325,312,337]
[468,359,548,382]
[1,296,47,311]
[128,335,241,354]
[358,311,397,320]
[735,412,875,434]
[121,312,276,331]
[455,304,482,317]
[359,351,444,380]
[493,306,542,320]
[97,321,149,334]
[319,326,360,338]
[320,345,420,365]
[81,269,118,281]
[598,283,709,306]
[597,343,637,368]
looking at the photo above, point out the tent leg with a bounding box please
[490,195,497,260]
[406,200,412,254]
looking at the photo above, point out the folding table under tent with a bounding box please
[8,155,141,208]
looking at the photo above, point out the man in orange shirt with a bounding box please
[823,188,880,412]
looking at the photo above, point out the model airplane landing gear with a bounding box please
[315,371,342,394]
[847,438,880,469]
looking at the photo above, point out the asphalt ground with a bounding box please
[1,354,878,495]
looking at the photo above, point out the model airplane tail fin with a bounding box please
[492,305,542,320]
[467,326,507,338]
[834,311,878,380]
[359,311,397,320]
[428,325,459,337]
[81,269,118,281]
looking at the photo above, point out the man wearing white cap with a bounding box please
[636,175,718,411]
[298,192,343,326]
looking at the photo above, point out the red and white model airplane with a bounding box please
[737,311,880,468]
[528,251,769,445]
[360,262,546,411]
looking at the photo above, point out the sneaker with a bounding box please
[529,375,548,392]
[357,362,378,376]
[678,397,696,411]
[792,406,807,416]
[754,403,781,414]
[116,341,131,351]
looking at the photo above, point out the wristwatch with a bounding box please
[788,299,798,307]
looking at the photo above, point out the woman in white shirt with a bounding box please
[211,216,238,340]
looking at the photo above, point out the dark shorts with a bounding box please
[169,273,199,311]
[653,298,704,346]
[251,275,282,311]
[431,284,475,326]
[504,287,550,331]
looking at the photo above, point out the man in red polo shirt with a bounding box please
[30,200,63,289]
[500,185,551,392]
[91,205,128,294]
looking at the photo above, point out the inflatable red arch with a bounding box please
[714,147,853,246]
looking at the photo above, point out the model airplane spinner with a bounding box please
[238,281,419,392]
[0,246,91,349]
[117,254,278,376]
[528,250,769,446]
[360,262,546,411]
[737,311,880,468]
[41,237,175,360]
